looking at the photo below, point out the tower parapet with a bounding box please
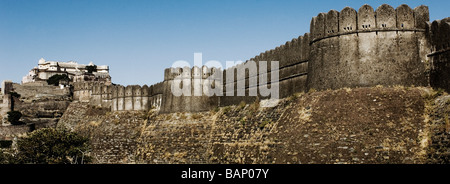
[310,4,429,44]
[160,65,222,113]
[73,81,112,109]
[429,18,450,92]
[307,4,430,90]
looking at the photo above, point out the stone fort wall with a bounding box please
[72,4,449,114]
[220,32,310,106]
[429,18,450,92]
[307,4,430,90]
[73,82,163,111]
[111,83,163,112]
[160,66,221,113]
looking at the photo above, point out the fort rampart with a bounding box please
[429,18,450,92]
[307,4,430,90]
[73,82,163,111]
[160,66,220,113]
[70,4,449,114]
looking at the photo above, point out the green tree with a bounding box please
[86,65,97,74]
[47,74,69,86]
[7,111,23,125]
[15,128,92,164]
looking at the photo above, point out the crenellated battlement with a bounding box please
[109,83,164,112]
[429,17,450,93]
[160,65,222,113]
[69,4,449,114]
[307,4,431,91]
[164,65,222,81]
[310,4,429,44]
[430,18,450,54]
[73,81,158,111]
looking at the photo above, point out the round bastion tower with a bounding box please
[307,4,430,90]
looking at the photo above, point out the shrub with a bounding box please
[7,111,23,125]
[239,117,247,126]
[248,99,260,113]
[211,106,220,114]
[15,128,92,164]
[223,106,231,114]
[258,120,271,130]
[237,101,246,110]
[179,113,187,120]
[191,114,203,120]
[288,93,299,102]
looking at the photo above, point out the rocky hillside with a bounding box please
[58,86,450,164]
[1,84,72,140]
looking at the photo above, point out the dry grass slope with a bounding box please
[58,86,450,164]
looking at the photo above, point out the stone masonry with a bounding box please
[71,4,450,114]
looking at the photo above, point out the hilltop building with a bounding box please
[22,58,111,84]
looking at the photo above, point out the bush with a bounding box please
[191,114,203,120]
[47,74,69,86]
[15,128,92,164]
[248,99,260,113]
[212,107,220,113]
[258,120,271,130]
[7,111,23,125]
[223,106,231,114]
[237,101,246,110]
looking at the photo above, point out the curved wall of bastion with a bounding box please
[429,18,450,92]
[160,66,220,113]
[307,4,430,90]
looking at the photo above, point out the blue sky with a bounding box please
[0,0,449,86]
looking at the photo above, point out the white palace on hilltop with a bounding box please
[22,58,111,84]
